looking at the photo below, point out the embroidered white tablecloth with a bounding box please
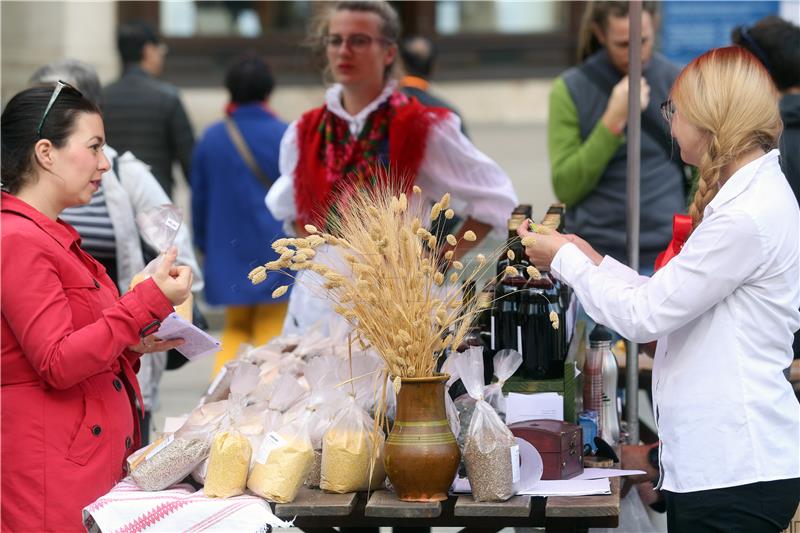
[83,478,292,533]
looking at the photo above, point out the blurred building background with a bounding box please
[2,0,797,219]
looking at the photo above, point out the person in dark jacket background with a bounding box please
[548,1,686,272]
[733,16,800,361]
[103,21,195,198]
[732,16,800,205]
[190,54,290,377]
[399,34,468,137]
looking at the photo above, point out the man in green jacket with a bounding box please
[549,1,686,271]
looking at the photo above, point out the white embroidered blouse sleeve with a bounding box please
[266,121,299,232]
[415,113,518,236]
[551,210,763,342]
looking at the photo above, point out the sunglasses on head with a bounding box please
[36,80,83,138]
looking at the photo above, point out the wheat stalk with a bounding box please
[250,174,503,378]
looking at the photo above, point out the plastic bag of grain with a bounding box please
[299,394,345,488]
[320,394,386,493]
[290,355,346,487]
[130,402,226,492]
[335,351,384,414]
[203,362,260,498]
[203,429,251,498]
[454,346,518,502]
[247,416,315,503]
[252,371,308,411]
[203,356,253,405]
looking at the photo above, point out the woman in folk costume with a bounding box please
[266,0,518,335]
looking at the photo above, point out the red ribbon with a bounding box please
[654,214,692,271]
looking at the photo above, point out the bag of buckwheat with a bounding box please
[454,346,517,502]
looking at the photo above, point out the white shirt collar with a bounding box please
[705,149,779,217]
[324,80,398,136]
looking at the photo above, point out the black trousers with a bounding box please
[663,477,800,533]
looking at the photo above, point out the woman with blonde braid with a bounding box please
[519,47,799,532]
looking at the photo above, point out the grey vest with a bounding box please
[562,50,685,268]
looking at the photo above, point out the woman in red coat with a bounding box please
[1,84,193,531]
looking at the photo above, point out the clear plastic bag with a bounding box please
[293,355,349,488]
[293,324,335,361]
[202,364,259,497]
[235,405,275,468]
[441,354,462,441]
[320,394,386,493]
[336,351,384,415]
[130,402,226,491]
[253,373,308,411]
[454,346,517,502]
[247,416,315,503]
[484,349,523,421]
[130,204,194,319]
[203,429,252,498]
[253,349,306,397]
[136,204,183,277]
[203,359,254,405]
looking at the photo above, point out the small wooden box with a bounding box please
[509,419,583,480]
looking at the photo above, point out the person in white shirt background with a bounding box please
[266,0,517,336]
[519,46,800,533]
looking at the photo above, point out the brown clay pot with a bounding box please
[384,374,461,502]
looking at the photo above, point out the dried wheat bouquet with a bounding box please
[249,179,497,379]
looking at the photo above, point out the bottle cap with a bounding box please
[589,324,612,342]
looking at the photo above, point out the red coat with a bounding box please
[1,193,174,532]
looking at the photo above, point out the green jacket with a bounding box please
[548,76,625,207]
[548,76,697,208]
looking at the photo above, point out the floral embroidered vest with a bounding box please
[294,91,450,229]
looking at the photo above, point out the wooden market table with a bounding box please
[269,478,620,533]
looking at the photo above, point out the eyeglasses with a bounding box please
[323,33,389,51]
[660,99,675,124]
[36,80,82,138]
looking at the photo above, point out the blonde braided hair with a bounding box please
[671,47,782,229]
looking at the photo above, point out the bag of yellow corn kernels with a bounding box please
[247,416,315,503]
[203,362,260,498]
[319,394,386,494]
[203,428,252,498]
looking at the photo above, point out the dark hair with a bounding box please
[225,53,275,104]
[400,35,436,79]
[309,0,401,81]
[1,86,99,194]
[29,59,104,108]
[117,20,160,65]
[577,1,659,62]
[732,16,800,92]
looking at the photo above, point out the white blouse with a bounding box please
[552,150,800,493]
[265,81,518,336]
[265,81,518,237]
